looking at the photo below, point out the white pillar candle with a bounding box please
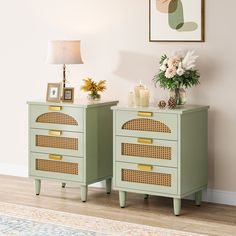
[140,88,150,107]
[134,82,144,106]
[128,91,135,107]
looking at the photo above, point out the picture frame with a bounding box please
[46,83,61,103]
[62,87,74,103]
[149,0,205,42]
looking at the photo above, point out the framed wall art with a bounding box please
[46,83,61,103]
[149,0,205,42]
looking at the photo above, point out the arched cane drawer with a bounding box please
[29,104,84,132]
[115,110,178,140]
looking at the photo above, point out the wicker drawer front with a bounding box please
[30,152,84,182]
[30,129,84,157]
[36,159,78,175]
[115,162,177,194]
[115,111,177,140]
[29,104,84,132]
[115,136,177,167]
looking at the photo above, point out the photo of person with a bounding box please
[62,88,74,103]
[49,87,58,98]
[46,83,61,102]
[64,90,72,100]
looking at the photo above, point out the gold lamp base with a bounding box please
[63,64,66,88]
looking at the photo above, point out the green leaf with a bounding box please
[160,54,167,65]
[153,68,200,90]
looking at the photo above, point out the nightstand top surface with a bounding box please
[27,100,119,108]
[111,104,209,114]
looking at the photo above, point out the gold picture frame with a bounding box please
[62,87,74,103]
[46,83,61,103]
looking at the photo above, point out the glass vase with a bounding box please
[169,87,186,105]
[88,91,101,101]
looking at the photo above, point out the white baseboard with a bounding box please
[91,182,105,188]
[0,163,235,206]
[185,189,236,206]
[0,163,28,177]
[203,188,236,206]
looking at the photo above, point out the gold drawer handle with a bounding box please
[48,106,62,111]
[49,154,62,160]
[137,138,153,144]
[137,164,153,171]
[48,130,62,136]
[137,111,153,117]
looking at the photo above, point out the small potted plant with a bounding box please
[81,77,106,100]
[153,50,200,105]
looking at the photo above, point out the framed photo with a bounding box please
[46,83,61,103]
[149,0,205,42]
[62,87,74,103]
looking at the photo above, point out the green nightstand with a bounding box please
[28,100,118,202]
[112,105,209,215]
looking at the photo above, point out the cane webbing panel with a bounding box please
[122,169,171,187]
[122,119,171,133]
[36,159,78,175]
[122,143,171,160]
[36,135,78,150]
[36,112,78,126]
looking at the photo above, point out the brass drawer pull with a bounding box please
[49,154,62,160]
[137,138,153,144]
[48,130,62,136]
[137,164,153,171]
[137,111,153,117]
[48,106,62,111]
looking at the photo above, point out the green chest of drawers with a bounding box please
[112,105,209,215]
[28,100,118,202]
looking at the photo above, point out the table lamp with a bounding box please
[46,40,83,88]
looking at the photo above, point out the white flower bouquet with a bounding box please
[153,50,200,90]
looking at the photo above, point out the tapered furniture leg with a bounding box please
[173,198,181,216]
[119,191,126,208]
[80,185,88,202]
[106,178,112,194]
[62,183,66,188]
[195,190,202,206]
[144,194,149,200]
[35,179,41,195]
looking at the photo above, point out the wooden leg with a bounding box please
[61,183,66,188]
[119,191,126,208]
[173,198,181,216]
[106,178,112,194]
[195,190,202,206]
[80,185,87,202]
[35,179,41,195]
[144,194,149,200]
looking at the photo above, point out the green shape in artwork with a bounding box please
[177,22,198,32]
[168,0,184,30]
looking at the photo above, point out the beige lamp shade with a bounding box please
[46,40,83,65]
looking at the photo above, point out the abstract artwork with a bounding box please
[149,0,204,42]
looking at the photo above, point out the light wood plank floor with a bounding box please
[0,175,235,236]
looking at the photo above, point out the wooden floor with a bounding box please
[0,175,235,236]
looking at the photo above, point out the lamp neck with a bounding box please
[63,64,66,88]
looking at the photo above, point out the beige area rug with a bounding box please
[0,202,206,236]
